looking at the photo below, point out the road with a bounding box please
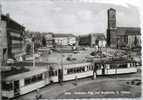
[17,71,141,100]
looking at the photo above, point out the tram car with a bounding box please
[2,59,138,99]
[1,62,94,99]
[94,58,138,75]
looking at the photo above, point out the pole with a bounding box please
[33,42,35,68]
[60,53,63,85]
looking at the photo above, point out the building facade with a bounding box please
[79,34,91,46]
[1,14,25,63]
[53,34,77,47]
[106,8,141,50]
[79,33,106,48]
[43,32,53,47]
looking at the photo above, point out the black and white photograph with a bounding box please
[0,0,142,99]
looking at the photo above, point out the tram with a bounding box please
[2,59,138,99]
[94,59,138,75]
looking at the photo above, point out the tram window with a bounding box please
[130,63,132,67]
[96,64,101,69]
[88,65,91,71]
[67,67,86,74]
[67,68,74,74]
[25,77,31,85]
[132,63,134,67]
[91,65,93,70]
[133,63,136,67]
[45,72,49,78]
[80,67,83,72]
[55,70,57,76]
[24,74,43,86]
[37,74,43,80]
[77,68,80,73]
[118,64,127,68]
[2,81,13,91]
[49,70,57,76]
[110,64,116,69]
[89,65,93,70]
[32,76,37,82]
[81,67,85,72]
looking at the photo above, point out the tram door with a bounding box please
[58,69,63,83]
[93,65,97,79]
[101,64,105,75]
[13,80,20,96]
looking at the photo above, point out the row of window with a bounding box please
[11,43,23,48]
[67,65,94,75]
[49,70,58,76]
[95,63,136,69]
[2,81,13,91]
[130,63,137,67]
[24,74,43,86]
[10,32,21,37]
[110,64,127,69]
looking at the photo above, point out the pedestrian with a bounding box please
[74,76,78,85]
[35,89,42,100]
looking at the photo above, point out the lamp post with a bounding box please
[32,38,35,68]
[59,51,64,85]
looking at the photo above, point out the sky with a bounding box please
[1,0,141,35]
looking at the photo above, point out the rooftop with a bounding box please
[92,33,106,40]
[117,27,141,35]
[93,57,137,64]
[1,14,25,29]
[53,34,76,37]
[3,67,48,81]
[1,67,29,79]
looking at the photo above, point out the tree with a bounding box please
[42,36,47,47]
[134,36,138,48]
[25,43,32,55]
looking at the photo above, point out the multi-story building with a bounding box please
[106,8,141,50]
[53,34,77,47]
[1,14,25,63]
[79,34,91,46]
[43,32,53,47]
[79,33,106,48]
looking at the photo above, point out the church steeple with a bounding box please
[107,8,116,29]
[107,8,117,47]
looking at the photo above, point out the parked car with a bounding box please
[6,59,15,64]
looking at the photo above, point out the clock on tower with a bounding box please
[107,8,116,29]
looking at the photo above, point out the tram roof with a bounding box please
[4,67,48,81]
[93,58,137,64]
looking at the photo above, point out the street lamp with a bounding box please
[59,51,64,85]
[32,38,35,68]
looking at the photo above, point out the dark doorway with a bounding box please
[102,65,105,75]
[58,69,63,83]
[14,80,20,96]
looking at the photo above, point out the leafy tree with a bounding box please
[134,36,138,47]
[42,36,47,47]
[25,43,32,55]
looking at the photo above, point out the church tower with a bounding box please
[107,8,117,47]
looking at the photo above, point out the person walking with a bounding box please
[74,76,78,86]
[35,89,42,100]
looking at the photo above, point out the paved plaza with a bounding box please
[17,71,141,100]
